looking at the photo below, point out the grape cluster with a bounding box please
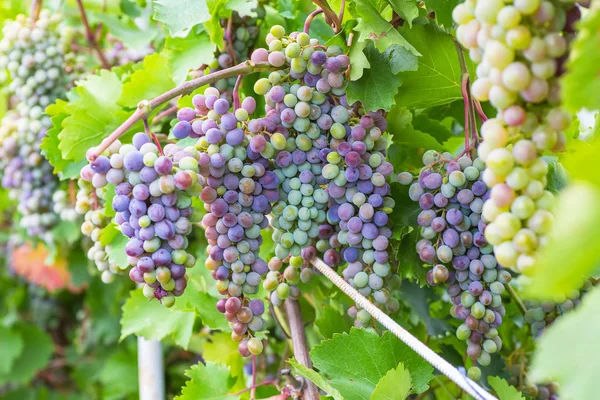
[85,133,201,307]
[52,189,78,222]
[105,39,153,67]
[0,12,74,241]
[506,362,560,400]
[401,150,511,381]
[75,175,123,283]
[248,26,355,305]
[324,111,398,324]
[211,8,263,101]
[453,0,574,272]
[176,88,272,356]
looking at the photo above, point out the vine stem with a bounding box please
[233,75,243,111]
[151,104,178,125]
[29,0,43,22]
[474,100,488,122]
[75,0,111,70]
[311,0,341,32]
[461,73,471,153]
[283,299,320,400]
[304,9,324,34]
[87,61,278,161]
[506,284,528,316]
[308,256,498,400]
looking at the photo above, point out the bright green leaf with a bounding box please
[99,346,138,400]
[349,39,369,81]
[289,359,344,400]
[175,362,237,400]
[153,0,210,37]
[561,8,600,113]
[173,285,230,331]
[384,44,419,75]
[315,307,354,339]
[386,0,419,28]
[120,290,195,349]
[526,183,600,300]
[347,42,402,112]
[202,331,244,378]
[163,31,216,85]
[0,324,53,386]
[0,326,24,374]
[106,233,129,270]
[394,23,466,108]
[118,53,176,108]
[91,12,158,50]
[530,286,600,400]
[425,0,460,28]
[225,0,258,17]
[488,376,526,400]
[370,362,412,400]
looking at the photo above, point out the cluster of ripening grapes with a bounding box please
[507,362,560,400]
[0,12,73,241]
[210,8,264,101]
[454,0,574,273]
[75,178,124,283]
[400,150,510,381]
[174,89,272,356]
[83,133,200,307]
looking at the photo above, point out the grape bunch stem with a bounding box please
[88,61,279,161]
[75,0,111,69]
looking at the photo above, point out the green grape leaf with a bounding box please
[99,345,138,400]
[384,44,419,75]
[349,39,369,81]
[277,0,295,19]
[153,0,210,37]
[42,99,70,174]
[487,376,526,400]
[530,286,600,400]
[120,290,195,349]
[0,324,53,386]
[314,306,354,339]
[370,362,412,400]
[56,70,139,163]
[172,283,230,331]
[118,53,176,108]
[525,183,600,300]
[225,0,258,18]
[175,362,237,400]
[412,114,453,144]
[289,359,344,400]
[91,12,158,50]
[0,326,24,374]
[546,160,568,194]
[205,0,229,48]
[99,222,122,246]
[394,23,467,108]
[106,233,129,270]
[85,278,128,345]
[347,42,402,112]
[308,328,433,398]
[351,0,420,55]
[425,0,460,28]
[202,331,244,378]
[560,8,600,113]
[163,31,216,85]
[399,282,450,335]
[385,0,419,28]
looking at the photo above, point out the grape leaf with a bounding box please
[384,44,419,74]
[394,23,466,108]
[0,324,53,386]
[41,99,70,174]
[385,0,419,28]
[289,359,344,400]
[153,0,210,37]
[277,0,295,18]
[399,282,450,335]
[91,12,158,50]
[202,331,244,378]
[370,362,412,400]
[314,306,354,339]
[530,286,600,400]
[225,0,258,18]
[163,31,216,85]
[349,40,370,80]
[118,53,176,108]
[525,183,600,299]
[120,290,195,349]
[425,0,460,28]
[205,0,229,48]
[308,328,433,398]
[175,362,237,400]
[106,233,129,270]
[347,42,402,112]
[0,326,24,374]
[351,0,420,55]
[173,284,230,331]
[99,345,138,400]
[487,376,526,400]
[412,114,453,143]
[561,8,600,113]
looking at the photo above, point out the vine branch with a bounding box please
[29,0,43,22]
[304,9,324,34]
[311,0,341,32]
[75,0,111,70]
[88,61,278,161]
[283,299,320,400]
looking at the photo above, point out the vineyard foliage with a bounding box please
[0,0,598,399]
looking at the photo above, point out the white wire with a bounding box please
[309,257,498,400]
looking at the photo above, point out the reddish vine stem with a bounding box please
[151,104,178,125]
[231,380,280,396]
[87,61,278,161]
[461,73,471,154]
[311,0,341,32]
[143,118,163,156]
[75,0,111,69]
[304,9,324,34]
[283,299,320,400]
[226,17,237,65]
[29,0,43,22]
[233,75,243,110]
[338,0,346,24]
[474,100,488,122]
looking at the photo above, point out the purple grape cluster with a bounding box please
[84,132,202,307]
[400,150,511,381]
[179,88,273,356]
[248,26,355,305]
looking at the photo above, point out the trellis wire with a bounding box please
[309,256,498,400]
